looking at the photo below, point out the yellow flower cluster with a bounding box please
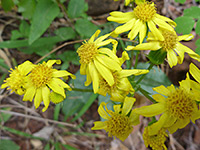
[1,60,75,112]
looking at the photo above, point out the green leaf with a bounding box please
[75,19,98,38]
[18,0,36,19]
[148,49,167,65]
[184,6,200,19]
[54,27,76,41]
[19,20,30,37]
[1,0,14,11]
[0,139,20,150]
[29,0,60,44]
[58,51,80,67]
[67,0,86,18]
[174,16,195,34]
[11,30,23,40]
[62,144,77,150]
[174,0,186,3]
[44,143,50,150]
[0,108,12,123]
[71,93,98,122]
[62,70,93,119]
[196,19,200,36]
[135,62,171,95]
[195,38,200,55]
[54,103,61,121]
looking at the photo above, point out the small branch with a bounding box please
[0,110,76,128]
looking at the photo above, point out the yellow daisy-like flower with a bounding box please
[134,78,200,135]
[23,60,76,112]
[127,29,200,68]
[77,30,122,93]
[107,0,176,43]
[98,51,149,102]
[92,97,139,141]
[143,126,168,150]
[1,61,34,95]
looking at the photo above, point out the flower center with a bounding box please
[166,88,195,120]
[77,42,98,64]
[160,30,178,51]
[5,68,25,93]
[143,127,168,150]
[134,2,156,22]
[105,112,133,140]
[30,64,53,88]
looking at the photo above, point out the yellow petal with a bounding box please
[88,62,99,93]
[126,42,161,51]
[80,63,87,75]
[98,48,120,63]
[189,63,200,83]
[153,85,170,96]
[107,11,134,23]
[95,54,121,71]
[95,33,111,44]
[46,60,61,67]
[148,113,168,136]
[167,49,178,68]
[128,19,143,40]
[94,59,114,86]
[91,121,107,130]
[52,78,72,91]
[166,84,176,93]
[19,60,35,75]
[34,88,42,109]
[98,102,110,119]
[191,110,200,123]
[178,34,194,41]
[134,103,166,117]
[47,78,65,97]
[122,97,135,115]
[155,14,176,27]
[42,86,50,112]
[163,113,176,128]
[23,86,36,102]
[119,69,149,78]
[139,22,147,44]
[153,17,174,31]
[174,43,184,64]
[85,66,92,86]
[148,20,164,41]
[168,118,190,134]
[114,19,135,34]
[129,111,140,125]
[110,92,125,102]
[52,70,75,79]
[152,94,166,103]
[119,51,130,66]
[113,105,121,113]
[88,30,101,43]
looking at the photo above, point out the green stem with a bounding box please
[71,88,93,92]
[136,63,154,85]
[134,51,140,69]
[138,86,156,103]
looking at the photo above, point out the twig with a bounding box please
[34,39,85,64]
[0,110,76,128]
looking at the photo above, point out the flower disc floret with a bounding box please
[134,2,156,22]
[161,30,178,51]
[77,42,98,64]
[166,89,195,119]
[30,63,53,88]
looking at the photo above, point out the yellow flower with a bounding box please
[77,30,122,93]
[143,126,168,150]
[23,60,76,112]
[127,29,200,68]
[92,97,139,141]
[98,51,149,102]
[134,77,200,135]
[1,61,34,95]
[107,0,176,43]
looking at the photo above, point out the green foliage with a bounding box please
[1,0,14,12]
[17,0,36,19]
[29,0,60,44]
[195,38,200,55]
[0,108,12,123]
[135,62,172,95]
[62,71,95,120]
[67,0,87,18]
[174,0,186,4]
[175,6,200,35]
[0,139,20,150]
[75,19,99,38]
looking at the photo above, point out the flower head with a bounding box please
[127,29,200,68]
[134,77,200,135]
[143,126,168,150]
[107,0,176,43]
[1,61,34,95]
[23,60,76,112]
[77,30,122,93]
[92,97,139,141]
[98,51,149,102]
